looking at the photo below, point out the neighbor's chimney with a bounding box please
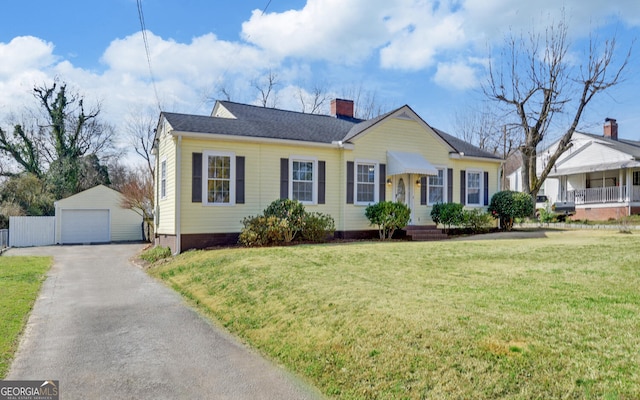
[331,98,354,119]
[604,118,618,140]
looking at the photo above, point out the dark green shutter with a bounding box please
[379,164,386,202]
[236,156,245,204]
[483,171,489,206]
[346,161,354,204]
[192,153,202,203]
[460,170,466,205]
[420,176,427,205]
[318,161,326,204]
[447,168,453,203]
[280,158,289,199]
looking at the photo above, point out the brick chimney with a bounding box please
[331,99,354,119]
[604,118,618,140]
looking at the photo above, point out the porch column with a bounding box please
[627,169,633,202]
[619,169,624,201]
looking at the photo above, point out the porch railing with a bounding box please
[567,186,640,205]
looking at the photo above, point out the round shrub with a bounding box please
[365,201,410,240]
[430,202,464,231]
[263,199,306,240]
[301,212,336,242]
[488,191,534,231]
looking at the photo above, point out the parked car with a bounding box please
[535,195,576,221]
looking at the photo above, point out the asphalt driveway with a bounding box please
[6,244,322,399]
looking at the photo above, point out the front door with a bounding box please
[394,174,414,224]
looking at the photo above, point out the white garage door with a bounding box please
[61,210,110,244]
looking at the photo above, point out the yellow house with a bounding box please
[153,99,502,253]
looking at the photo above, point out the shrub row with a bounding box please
[430,203,494,233]
[239,199,335,247]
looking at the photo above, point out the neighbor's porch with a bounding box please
[558,169,640,205]
[566,185,640,205]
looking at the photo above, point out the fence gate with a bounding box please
[9,216,56,247]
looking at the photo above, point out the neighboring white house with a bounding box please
[507,119,640,220]
[54,185,143,244]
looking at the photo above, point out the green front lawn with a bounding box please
[0,256,51,378]
[150,230,640,399]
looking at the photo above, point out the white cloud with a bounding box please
[0,37,60,118]
[241,0,393,64]
[380,12,465,70]
[434,61,479,90]
[0,36,57,76]
[101,31,267,83]
[462,0,640,44]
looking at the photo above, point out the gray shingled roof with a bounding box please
[433,128,503,160]
[162,101,501,160]
[163,101,357,144]
[579,132,640,158]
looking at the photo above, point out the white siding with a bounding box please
[9,216,55,247]
[559,143,630,170]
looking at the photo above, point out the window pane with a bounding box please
[357,164,375,183]
[292,160,314,202]
[467,172,481,204]
[357,183,375,202]
[429,187,443,203]
[207,155,231,203]
[468,190,480,204]
[427,169,444,204]
[428,169,443,186]
[293,181,313,202]
[208,180,230,203]
[356,163,376,203]
[209,156,230,179]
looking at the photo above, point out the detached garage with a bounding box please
[55,185,143,244]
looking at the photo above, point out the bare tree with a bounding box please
[453,104,521,158]
[341,84,388,119]
[484,14,632,199]
[124,108,157,177]
[219,86,233,102]
[253,69,280,108]
[297,84,329,114]
[118,165,154,241]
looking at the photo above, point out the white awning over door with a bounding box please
[386,151,439,176]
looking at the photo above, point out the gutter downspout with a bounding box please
[336,141,346,237]
[153,146,159,244]
[174,135,182,255]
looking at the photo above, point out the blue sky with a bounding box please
[1,0,639,162]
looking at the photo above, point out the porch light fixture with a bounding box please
[386,178,392,186]
[416,179,421,186]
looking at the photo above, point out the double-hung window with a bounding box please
[290,158,316,204]
[428,168,445,204]
[160,159,167,199]
[203,151,235,205]
[356,162,377,204]
[466,170,481,205]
